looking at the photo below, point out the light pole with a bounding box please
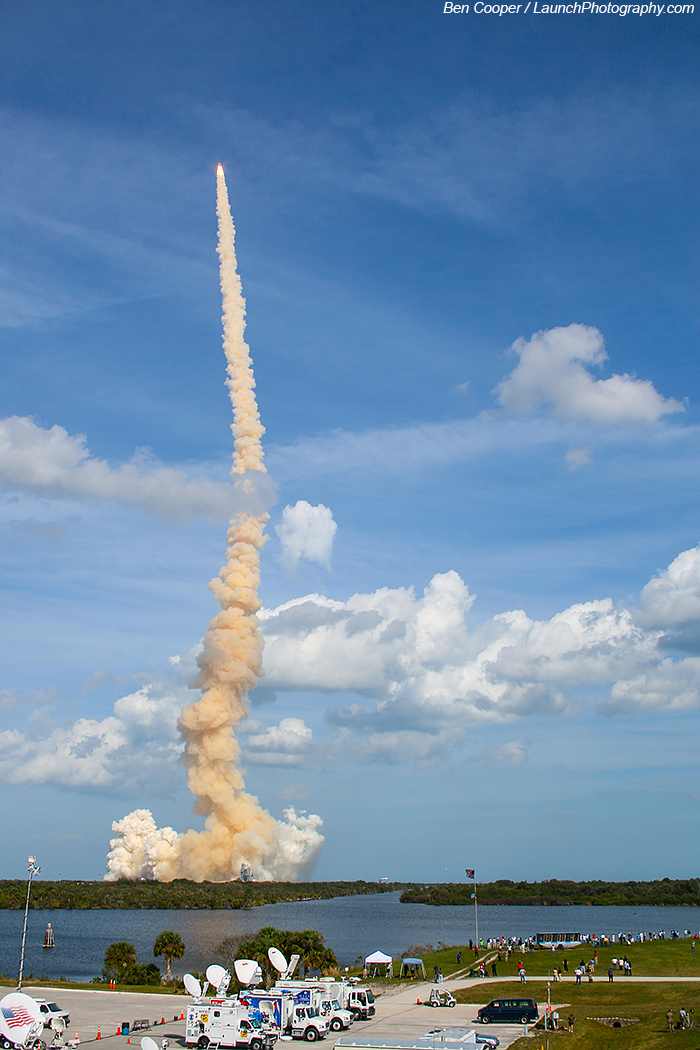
[18,855,40,990]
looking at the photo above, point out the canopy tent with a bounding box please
[400,957,427,980]
[363,950,393,977]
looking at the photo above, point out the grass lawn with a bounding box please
[456,979,700,1050]
[360,938,700,982]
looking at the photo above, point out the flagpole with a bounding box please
[474,880,479,950]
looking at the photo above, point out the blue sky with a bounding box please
[1,0,699,883]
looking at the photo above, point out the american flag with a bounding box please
[465,869,475,879]
[2,1006,35,1028]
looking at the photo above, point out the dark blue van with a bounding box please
[478,998,538,1024]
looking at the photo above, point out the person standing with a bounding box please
[667,1010,674,1032]
[567,1015,575,1033]
[520,967,526,984]
[608,966,614,982]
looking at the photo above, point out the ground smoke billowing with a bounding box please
[105,167,323,882]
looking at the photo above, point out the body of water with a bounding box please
[1,892,698,983]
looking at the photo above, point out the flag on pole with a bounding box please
[471,893,476,899]
[465,869,475,879]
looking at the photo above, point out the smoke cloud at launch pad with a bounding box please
[105,167,324,882]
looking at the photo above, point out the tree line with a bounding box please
[0,879,405,910]
[400,878,700,906]
[101,926,336,987]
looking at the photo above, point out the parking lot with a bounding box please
[20,983,536,1050]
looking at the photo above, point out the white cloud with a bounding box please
[638,545,700,629]
[0,685,183,789]
[275,500,337,572]
[602,656,700,714]
[494,325,683,424]
[565,447,591,470]
[0,416,276,523]
[243,717,315,766]
[489,740,529,765]
[260,572,660,739]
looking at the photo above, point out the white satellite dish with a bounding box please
[268,947,288,974]
[184,974,202,999]
[51,1017,66,1035]
[0,993,41,1044]
[141,1037,159,1050]
[206,964,227,987]
[234,959,259,986]
[285,954,300,979]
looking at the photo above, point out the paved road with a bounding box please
[19,972,700,1050]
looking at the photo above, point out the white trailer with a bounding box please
[238,990,330,1042]
[273,980,354,1031]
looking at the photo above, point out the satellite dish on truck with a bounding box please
[268,947,288,974]
[206,965,231,996]
[184,974,202,999]
[141,1038,159,1050]
[234,959,262,987]
[0,993,42,1045]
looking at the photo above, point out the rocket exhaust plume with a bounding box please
[105,166,323,882]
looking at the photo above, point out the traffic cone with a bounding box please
[161,1019,165,1026]
[97,1030,101,1040]
[180,1014,184,1021]
[127,1039,130,1044]
[117,1026,121,1035]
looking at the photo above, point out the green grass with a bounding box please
[458,980,700,1050]
[360,939,700,981]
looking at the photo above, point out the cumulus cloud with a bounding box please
[0,685,183,789]
[242,717,315,766]
[494,325,683,424]
[260,573,660,736]
[275,500,337,572]
[638,545,700,629]
[0,416,276,523]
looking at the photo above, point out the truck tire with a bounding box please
[480,1016,490,1025]
[520,1016,530,1025]
[251,1040,263,1050]
[304,1029,318,1042]
[197,1038,210,1049]
[352,1012,362,1023]
[330,1020,343,1032]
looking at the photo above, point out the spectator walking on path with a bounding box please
[519,968,526,984]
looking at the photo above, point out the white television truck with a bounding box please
[185,1001,277,1050]
[238,989,330,1042]
[316,980,375,1022]
[273,980,354,1031]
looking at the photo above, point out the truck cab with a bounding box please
[290,1007,329,1042]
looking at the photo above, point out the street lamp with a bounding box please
[18,855,40,990]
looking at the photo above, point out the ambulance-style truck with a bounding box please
[273,980,354,1031]
[185,1000,277,1050]
[238,989,330,1042]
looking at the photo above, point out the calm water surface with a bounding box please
[1,892,698,982]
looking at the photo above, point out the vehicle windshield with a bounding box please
[366,991,375,1003]
[331,1002,341,1011]
[48,1005,60,1012]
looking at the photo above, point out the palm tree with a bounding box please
[153,930,185,981]
[103,941,138,981]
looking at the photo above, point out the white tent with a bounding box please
[364,950,393,977]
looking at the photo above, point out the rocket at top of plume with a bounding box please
[217,164,224,176]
